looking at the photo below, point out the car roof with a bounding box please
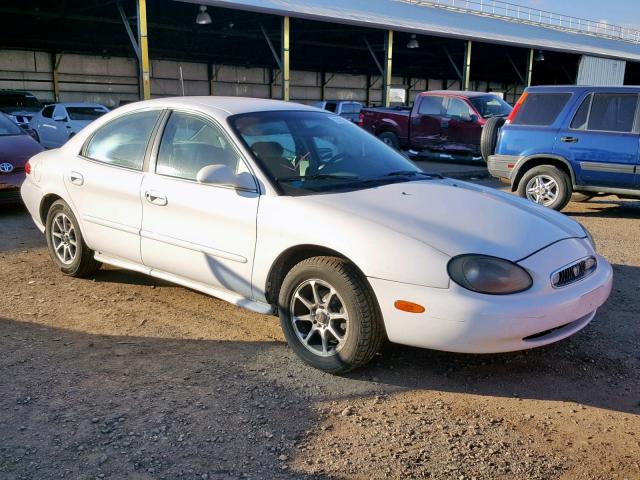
[525,85,640,93]
[420,90,493,98]
[113,96,321,117]
[48,102,108,108]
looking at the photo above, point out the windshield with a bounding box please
[469,95,512,118]
[229,110,429,195]
[0,113,23,136]
[0,93,42,111]
[66,106,108,121]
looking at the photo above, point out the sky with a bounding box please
[518,0,640,29]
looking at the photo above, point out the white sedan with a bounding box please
[21,97,613,373]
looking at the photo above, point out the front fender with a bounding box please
[252,196,451,302]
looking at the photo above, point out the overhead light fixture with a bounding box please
[535,49,545,62]
[196,5,212,25]
[407,34,419,49]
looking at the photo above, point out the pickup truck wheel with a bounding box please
[278,256,385,374]
[480,117,505,162]
[518,165,571,211]
[378,131,399,150]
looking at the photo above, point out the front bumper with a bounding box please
[487,154,521,181]
[369,239,613,354]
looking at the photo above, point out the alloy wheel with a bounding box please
[525,174,558,206]
[289,279,349,357]
[51,212,77,265]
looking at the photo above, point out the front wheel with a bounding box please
[278,257,385,373]
[45,200,101,277]
[517,165,572,211]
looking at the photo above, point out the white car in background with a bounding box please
[30,102,109,148]
[20,97,613,373]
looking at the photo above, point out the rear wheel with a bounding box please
[46,200,101,277]
[480,117,506,162]
[518,165,571,211]
[278,256,385,373]
[378,131,399,150]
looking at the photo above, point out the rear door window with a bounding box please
[570,95,591,130]
[418,96,444,115]
[512,93,571,126]
[587,93,637,133]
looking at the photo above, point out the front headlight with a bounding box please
[447,254,533,295]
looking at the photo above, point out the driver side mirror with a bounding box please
[196,164,256,190]
[53,115,67,122]
[469,114,479,123]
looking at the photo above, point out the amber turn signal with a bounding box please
[394,300,426,314]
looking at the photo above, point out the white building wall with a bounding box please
[577,55,626,86]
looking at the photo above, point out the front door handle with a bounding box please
[561,136,579,143]
[69,171,84,186]
[145,190,168,206]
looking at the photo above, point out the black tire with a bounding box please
[278,256,385,374]
[480,116,506,162]
[45,199,101,277]
[571,192,595,203]
[517,165,572,211]
[378,131,400,150]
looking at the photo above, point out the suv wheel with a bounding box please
[518,165,571,211]
[278,256,385,373]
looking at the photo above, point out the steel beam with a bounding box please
[462,40,472,90]
[506,52,526,84]
[526,48,534,86]
[136,0,150,100]
[281,16,290,101]
[51,53,63,102]
[382,30,393,108]
[117,1,141,60]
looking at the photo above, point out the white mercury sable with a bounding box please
[21,97,613,373]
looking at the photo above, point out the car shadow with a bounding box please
[565,199,640,219]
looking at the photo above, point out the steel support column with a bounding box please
[281,16,290,101]
[462,40,472,91]
[51,53,63,102]
[382,30,393,107]
[137,0,150,99]
[526,48,534,86]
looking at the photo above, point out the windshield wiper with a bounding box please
[276,174,361,182]
[384,171,443,179]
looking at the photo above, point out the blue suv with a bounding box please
[486,86,640,210]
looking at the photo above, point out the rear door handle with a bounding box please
[561,136,579,143]
[145,190,168,206]
[69,171,84,186]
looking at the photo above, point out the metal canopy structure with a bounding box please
[184,0,640,62]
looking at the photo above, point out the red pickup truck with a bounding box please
[359,91,512,160]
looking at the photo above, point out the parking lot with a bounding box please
[1,179,638,480]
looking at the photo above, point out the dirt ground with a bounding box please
[1,182,639,480]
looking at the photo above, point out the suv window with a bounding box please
[85,110,160,170]
[445,98,472,120]
[341,103,360,114]
[325,102,337,113]
[156,111,242,180]
[512,93,571,126]
[41,105,55,119]
[587,93,637,133]
[418,96,444,115]
[570,95,591,130]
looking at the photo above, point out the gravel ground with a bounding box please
[1,181,639,480]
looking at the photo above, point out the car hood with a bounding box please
[0,135,44,166]
[302,179,585,261]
